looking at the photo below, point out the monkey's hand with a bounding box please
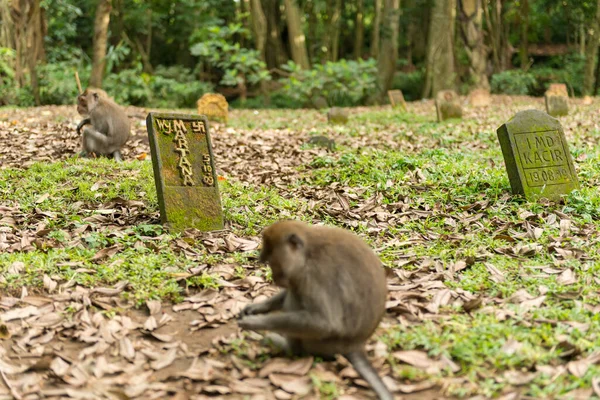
[238,291,287,319]
[76,118,91,135]
[237,314,265,331]
[238,302,270,318]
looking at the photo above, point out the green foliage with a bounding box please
[491,70,536,95]
[104,65,152,106]
[391,67,425,101]
[38,62,80,105]
[0,48,17,106]
[150,66,214,108]
[190,23,271,88]
[279,59,379,108]
[529,54,586,96]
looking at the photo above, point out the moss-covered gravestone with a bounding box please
[435,90,462,121]
[545,83,569,117]
[497,109,579,201]
[327,107,349,124]
[147,113,224,232]
[388,90,407,111]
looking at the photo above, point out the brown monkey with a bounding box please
[238,220,393,400]
[76,88,129,161]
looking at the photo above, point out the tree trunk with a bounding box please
[371,0,382,59]
[250,0,269,101]
[458,0,489,89]
[484,0,510,73]
[283,0,310,69]
[327,0,342,61]
[354,0,364,59]
[90,0,112,88]
[377,0,400,99]
[584,0,600,95]
[519,0,529,69]
[264,0,288,69]
[10,0,45,104]
[423,0,456,98]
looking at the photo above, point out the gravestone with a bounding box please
[146,112,224,232]
[435,90,463,121]
[468,88,491,107]
[388,90,407,111]
[496,109,579,201]
[327,107,349,124]
[583,95,593,105]
[197,93,229,124]
[544,83,569,117]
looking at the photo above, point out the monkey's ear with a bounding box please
[287,234,304,250]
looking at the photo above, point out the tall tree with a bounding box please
[584,0,600,95]
[371,0,382,59]
[459,0,489,89]
[483,0,511,73]
[327,0,342,61]
[284,0,310,68]
[354,0,364,59]
[423,0,456,97]
[11,0,45,105]
[264,0,288,70]
[519,0,529,69]
[90,0,112,88]
[377,0,400,98]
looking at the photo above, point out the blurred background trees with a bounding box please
[1,0,599,108]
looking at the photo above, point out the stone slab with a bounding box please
[146,112,224,232]
[545,83,569,117]
[468,88,491,107]
[197,93,229,124]
[388,90,407,111]
[435,90,462,121]
[496,109,579,201]
[327,107,349,124]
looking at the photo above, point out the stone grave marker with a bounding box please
[388,90,407,111]
[544,83,569,117]
[468,88,491,107]
[327,107,349,124]
[146,112,224,232]
[496,109,579,201]
[435,90,462,121]
[197,93,229,124]
[583,95,593,105]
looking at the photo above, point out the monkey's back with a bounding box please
[304,225,387,344]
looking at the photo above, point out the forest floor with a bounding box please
[0,96,599,399]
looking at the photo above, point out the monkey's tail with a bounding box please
[345,351,395,400]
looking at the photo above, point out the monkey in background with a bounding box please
[76,88,130,161]
[238,220,393,400]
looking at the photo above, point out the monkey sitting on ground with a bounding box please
[306,135,336,152]
[76,88,130,161]
[238,220,393,400]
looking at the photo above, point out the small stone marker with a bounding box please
[387,90,407,111]
[496,109,579,201]
[327,107,349,124]
[197,93,229,124]
[544,83,569,117]
[468,88,491,107]
[435,90,462,121]
[146,112,224,232]
[583,95,593,105]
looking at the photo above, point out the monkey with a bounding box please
[238,220,393,400]
[75,88,130,161]
[306,135,336,152]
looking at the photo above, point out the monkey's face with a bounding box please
[77,90,99,116]
[77,94,89,116]
[260,232,306,288]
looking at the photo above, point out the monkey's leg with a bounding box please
[238,311,335,339]
[76,118,91,135]
[344,352,394,400]
[239,290,287,317]
[112,151,123,162]
[261,333,303,356]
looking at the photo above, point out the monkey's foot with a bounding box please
[112,151,123,162]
